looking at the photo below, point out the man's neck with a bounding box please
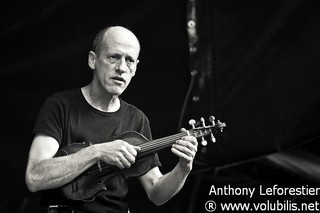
[81,85,120,112]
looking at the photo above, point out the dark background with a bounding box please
[1,0,320,212]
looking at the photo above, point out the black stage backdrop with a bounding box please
[1,0,320,213]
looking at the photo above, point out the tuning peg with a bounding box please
[189,119,196,129]
[200,117,206,127]
[210,133,216,143]
[201,138,208,146]
[209,115,215,125]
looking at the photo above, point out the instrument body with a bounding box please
[55,117,226,201]
[55,131,156,201]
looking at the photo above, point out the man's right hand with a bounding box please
[95,140,141,169]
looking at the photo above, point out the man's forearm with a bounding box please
[26,146,99,192]
[148,163,191,206]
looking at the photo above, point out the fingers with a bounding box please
[172,136,198,161]
[116,143,138,169]
[100,140,140,169]
[116,154,134,169]
[133,145,142,152]
[179,136,198,150]
[171,146,196,161]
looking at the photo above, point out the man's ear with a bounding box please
[88,51,96,69]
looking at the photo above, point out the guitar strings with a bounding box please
[139,125,218,152]
[139,132,190,152]
[140,134,184,151]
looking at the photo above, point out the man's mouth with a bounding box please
[111,76,125,84]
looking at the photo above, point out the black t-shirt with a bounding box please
[32,88,161,213]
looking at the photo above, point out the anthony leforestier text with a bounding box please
[209,185,320,198]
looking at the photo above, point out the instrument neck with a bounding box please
[138,131,189,156]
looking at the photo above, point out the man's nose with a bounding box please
[116,58,127,73]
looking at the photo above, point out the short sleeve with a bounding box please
[32,93,67,145]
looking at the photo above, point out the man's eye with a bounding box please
[127,60,134,65]
[126,58,135,65]
[108,56,117,63]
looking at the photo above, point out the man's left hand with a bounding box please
[171,134,198,171]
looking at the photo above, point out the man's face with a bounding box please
[90,28,140,96]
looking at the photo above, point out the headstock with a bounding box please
[188,116,226,146]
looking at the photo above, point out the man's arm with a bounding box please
[25,133,140,192]
[25,133,101,192]
[139,135,198,206]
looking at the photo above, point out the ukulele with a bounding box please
[55,116,226,201]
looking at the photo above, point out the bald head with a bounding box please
[92,26,140,57]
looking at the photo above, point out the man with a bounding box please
[25,26,198,213]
